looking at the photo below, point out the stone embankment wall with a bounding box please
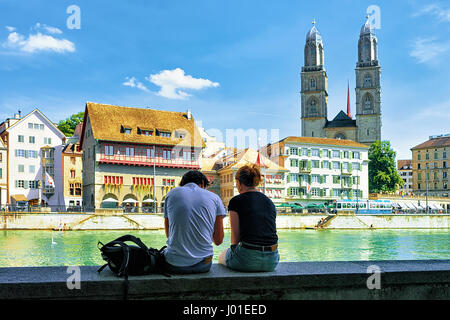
[1,213,450,230]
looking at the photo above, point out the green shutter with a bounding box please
[329,162,332,170]
[307,149,312,157]
[319,150,323,158]
[340,151,343,159]
[321,161,323,168]
[349,163,353,172]
[307,161,312,170]
[308,175,312,183]
[349,152,353,159]
[287,174,291,183]
[358,176,360,185]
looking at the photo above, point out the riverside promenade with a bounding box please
[1,260,449,299]
[1,212,450,230]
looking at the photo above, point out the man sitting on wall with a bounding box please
[163,170,225,274]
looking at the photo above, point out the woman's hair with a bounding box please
[179,170,210,187]
[235,165,261,188]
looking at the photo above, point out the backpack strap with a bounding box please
[113,235,149,252]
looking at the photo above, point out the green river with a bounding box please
[0,229,449,267]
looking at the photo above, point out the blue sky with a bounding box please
[0,0,449,160]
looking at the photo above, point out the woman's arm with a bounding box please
[212,215,224,245]
[229,210,240,245]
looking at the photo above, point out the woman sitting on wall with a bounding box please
[218,165,279,272]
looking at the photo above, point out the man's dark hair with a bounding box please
[179,170,210,187]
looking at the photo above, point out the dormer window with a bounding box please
[137,127,153,136]
[120,125,132,134]
[156,130,171,138]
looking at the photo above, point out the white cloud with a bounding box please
[34,23,63,35]
[146,68,219,100]
[3,24,74,54]
[413,3,450,22]
[123,76,149,92]
[409,37,450,64]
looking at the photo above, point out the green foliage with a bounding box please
[57,112,84,137]
[368,140,404,194]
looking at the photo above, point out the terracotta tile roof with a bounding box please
[280,136,369,148]
[218,148,288,173]
[83,102,205,148]
[397,159,412,170]
[411,136,450,150]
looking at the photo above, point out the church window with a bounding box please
[335,133,346,140]
[308,98,318,116]
[310,78,316,89]
[364,74,372,87]
[367,129,370,136]
[364,94,373,111]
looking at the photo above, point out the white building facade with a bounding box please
[0,138,7,206]
[0,110,66,207]
[278,138,369,205]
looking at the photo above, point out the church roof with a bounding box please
[360,18,375,36]
[306,21,322,44]
[325,111,357,128]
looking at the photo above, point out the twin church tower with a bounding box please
[300,18,381,146]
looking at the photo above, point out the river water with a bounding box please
[0,229,449,267]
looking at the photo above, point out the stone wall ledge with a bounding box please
[1,260,449,300]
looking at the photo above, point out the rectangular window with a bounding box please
[146,148,155,158]
[289,173,299,182]
[312,149,320,157]
[343,162,349,170]
[323,160,329,169]
[34,124,39,130]
[312,160,320,168]
[290,159,298,167]
[18,164,24,173]
[333,161,340,169]
[311,175,320,183]
[28,123,33,129]
[302,148,308,156]
[29,165,35,173]
[126,147,134,157]
[40,124,44,130]
[332,150,340,158]
[353,162,361,171]
[290,147,298,155]
[353,151,360,159]
[343,151,349,158]
[29,136,35,144]
[18,135,24,143]
[17,180,25,188]
[70,170,75,178]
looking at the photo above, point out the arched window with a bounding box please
[363,94,373,111]
[310,44,316,65]
[310,78,316,89]
[307,98,318,116]
[335,133,346,140]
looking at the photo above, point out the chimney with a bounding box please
[187,109,192,120]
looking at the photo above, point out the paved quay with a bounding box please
[1,260,449,299]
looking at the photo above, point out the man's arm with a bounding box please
[212,215,224,245]
[164,218,169,238]
[229,210,240,245]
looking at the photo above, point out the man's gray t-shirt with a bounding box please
[163,182,226,267]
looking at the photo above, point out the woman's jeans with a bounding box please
[225,242,279,272]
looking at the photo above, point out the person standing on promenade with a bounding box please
[218,165,279,272]
[163,170,225,274]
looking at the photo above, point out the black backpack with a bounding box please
[97,234,170,299]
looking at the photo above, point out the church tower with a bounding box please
[301,20,327,138]
[355,17,382,145]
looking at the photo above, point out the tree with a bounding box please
[57,112,84,137]
[368,140,404,194]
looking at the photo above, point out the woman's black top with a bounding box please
[228,191,278,246]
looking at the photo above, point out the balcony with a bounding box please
[99,154,200,169]
[299,166,311,173]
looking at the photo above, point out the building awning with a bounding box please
[11,194,28,202]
